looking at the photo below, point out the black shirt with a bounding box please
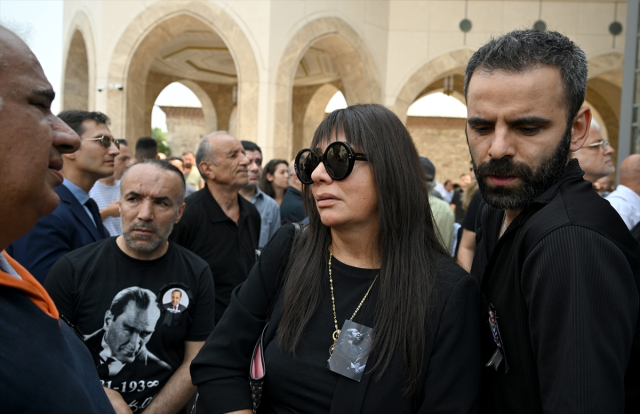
[169,186,261,323]
[462,189,483,232]
[190,225,483,414]
[280,187,305,224]
[261,257,378,414]
[44,237,216,409]
[451,189,465,224]
[471,159,640,413]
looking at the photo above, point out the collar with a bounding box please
[529,159,585,206]
[250,186,265,204]
[100,333,126,376]
[287,186,302,196]
[203,185,251,224]
[609,184,640,202]
[63,178,90,206]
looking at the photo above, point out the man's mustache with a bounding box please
[476,158,534,181]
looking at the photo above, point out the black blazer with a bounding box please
[191,225,483,414]
[7,184,109,283]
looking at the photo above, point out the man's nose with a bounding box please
[137,200,154,220]
[488,125,516,160]
[51,115,80,154]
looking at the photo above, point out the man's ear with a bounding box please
[62,152,76,161]
[199,161,214,181]
[175,202,186,224]
[568,106,592,153]
[104,310,113,329]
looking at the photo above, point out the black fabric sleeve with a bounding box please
[522,226,638,413]
[418,272,483,413]
[43,255,78,324]
[462,190,482,232]
[190,225,296,414]
[185,265,216,341]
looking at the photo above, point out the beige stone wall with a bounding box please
[61,0,628,161]
[407,116,471,184]
[160,107,207,156]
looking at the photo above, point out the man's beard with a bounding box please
[121,219,175,253]
[471,123,571,210]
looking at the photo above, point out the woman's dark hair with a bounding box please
[276,104,449,395]
[259,159,289,198]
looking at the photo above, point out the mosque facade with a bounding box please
[60,0,628,181]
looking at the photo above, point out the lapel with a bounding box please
[57,185,102,241]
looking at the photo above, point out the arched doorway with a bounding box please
[391,49,474,123]
[105,1,259,147]
[61,11,96,111]
[302,86,344,147]
[152,81,218,156]
[272,17,382,160]
[406,92,468,184]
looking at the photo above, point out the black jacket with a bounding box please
[472,159,640,413]
[190,224,483,414]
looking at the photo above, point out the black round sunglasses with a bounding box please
[294,141,368,185]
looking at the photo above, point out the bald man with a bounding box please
[0,25,120,413]
[606,154,640,232]
[170,132,260,323]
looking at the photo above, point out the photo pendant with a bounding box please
[327,320,375,382]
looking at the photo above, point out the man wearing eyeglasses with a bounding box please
[571,120,616,185]
[8,110,119,283]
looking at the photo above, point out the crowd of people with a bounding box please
[1,23,640,414]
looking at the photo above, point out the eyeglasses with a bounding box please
[294,141,368,185]
[584,139,610,150]
[84,135,120,149]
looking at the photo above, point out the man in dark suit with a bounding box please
[8,110,119,282]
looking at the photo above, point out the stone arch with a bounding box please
[105,0,258,144]
[61,11,96,111]
[391,49,474,123]
[272,16,382,159]
[585,52,623,168]
[302,84,340,149]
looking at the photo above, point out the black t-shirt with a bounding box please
[261,257,379,414]
[462,189,483,232]
[451,189,465,224]
[170,186,261,323]
[44,237,216,412]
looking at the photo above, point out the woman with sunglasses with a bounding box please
[191,104,482,413]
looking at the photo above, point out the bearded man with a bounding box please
[45,160,215,414]
[465,30,640,413]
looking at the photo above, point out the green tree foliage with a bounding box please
[152,127,171,156]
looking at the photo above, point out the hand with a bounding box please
[224,410,252,414]
[100,200,120,220]
[103,386,133,414]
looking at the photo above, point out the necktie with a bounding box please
[85,198,109,238]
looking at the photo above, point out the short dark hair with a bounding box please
[116,139,128,147]
[241,140,261,154]
[172,289,182,297]
[57,110,110,137]
[135,137,158,160]
[109,287,155,320]
[464,30,587,123]
[121,159,186,203]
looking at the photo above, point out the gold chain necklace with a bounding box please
[328,248,379,359]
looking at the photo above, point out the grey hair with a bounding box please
[464,30,588,124]
[590,119,602,133]
[120,159,186,204]
[195,130,229,179]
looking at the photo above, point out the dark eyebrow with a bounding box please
[124,191,172,203]
[467,117,492,126]
[32,88,56,103]
[507,117,552,127]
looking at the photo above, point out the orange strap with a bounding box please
[0,251,59,319]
